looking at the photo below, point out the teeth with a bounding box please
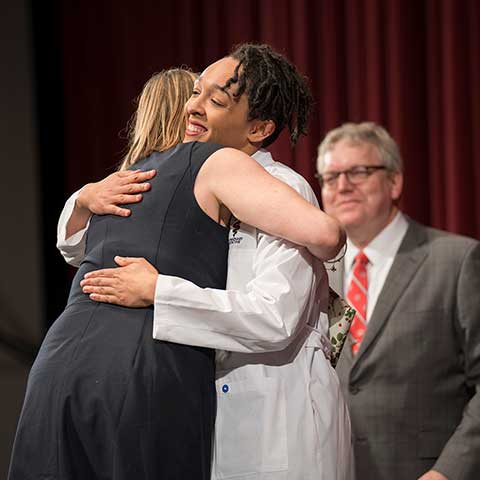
[187,123,206,134]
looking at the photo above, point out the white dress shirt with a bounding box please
[344,211,409,321]
[56,148,353,480]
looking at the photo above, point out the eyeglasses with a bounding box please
[316,165,387,189]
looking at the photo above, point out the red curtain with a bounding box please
[60,0,480,238]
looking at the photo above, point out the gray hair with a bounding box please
[316,122,403,174]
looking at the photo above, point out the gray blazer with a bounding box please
[330,219,480,480]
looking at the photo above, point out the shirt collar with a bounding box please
[252,149,275,168]
[345,211,408,272]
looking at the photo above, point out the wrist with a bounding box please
[75,184,93,213]
[143,273,158,305]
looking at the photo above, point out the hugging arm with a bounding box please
[58,150,344,264]
[57,169,156,266]
[201,148,345,261]
[149,234,325,353]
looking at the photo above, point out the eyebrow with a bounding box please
[196,77,232,100]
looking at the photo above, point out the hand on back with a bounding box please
[81,256,158,307]
[76,169,156,216]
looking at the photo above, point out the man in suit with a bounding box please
[316,122,480,480]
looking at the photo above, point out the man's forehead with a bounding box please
[202,57,239,75]
[324,140,379,168]
[199,57,241,89]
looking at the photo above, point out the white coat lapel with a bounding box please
[326,260,344,297]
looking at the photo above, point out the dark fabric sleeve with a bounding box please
[188,141,226,180]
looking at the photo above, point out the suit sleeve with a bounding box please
[433,241,480,480]
[152,174,327,353]
[56,190,89,267]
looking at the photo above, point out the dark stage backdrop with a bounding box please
[35,0,480,320]
[58,0,480,235]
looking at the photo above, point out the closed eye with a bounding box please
[211,98,225,107]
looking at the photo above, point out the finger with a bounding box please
[80,277,115,288]
[82,285,116,296]
[114,256,129,266]
[120,169,156,185]
[116,170,138,178]
[108,205,132,217]
[89,293,119,304]
[114,256,142,266]
[118,169,139,179]
[113,194,143,205]
[84,268,118,279]
[122,183,151,194]
[135,169,156,180]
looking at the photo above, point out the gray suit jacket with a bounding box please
[331,219,480,480]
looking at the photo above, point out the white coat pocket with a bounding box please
[214,376,288,478]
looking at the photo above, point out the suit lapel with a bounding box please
[350,221,429,373]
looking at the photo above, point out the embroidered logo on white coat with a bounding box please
[229,218,243,245]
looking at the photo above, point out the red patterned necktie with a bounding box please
[346,251,369,354]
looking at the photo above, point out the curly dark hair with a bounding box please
[223,43,313,148]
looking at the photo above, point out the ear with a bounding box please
[389,171,403,201]
[247,119,276,144]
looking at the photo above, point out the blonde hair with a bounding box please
[119,68,197,170]
[316,122,403,174]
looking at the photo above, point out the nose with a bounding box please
[186,94,205,117]
[336,172,354,192]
